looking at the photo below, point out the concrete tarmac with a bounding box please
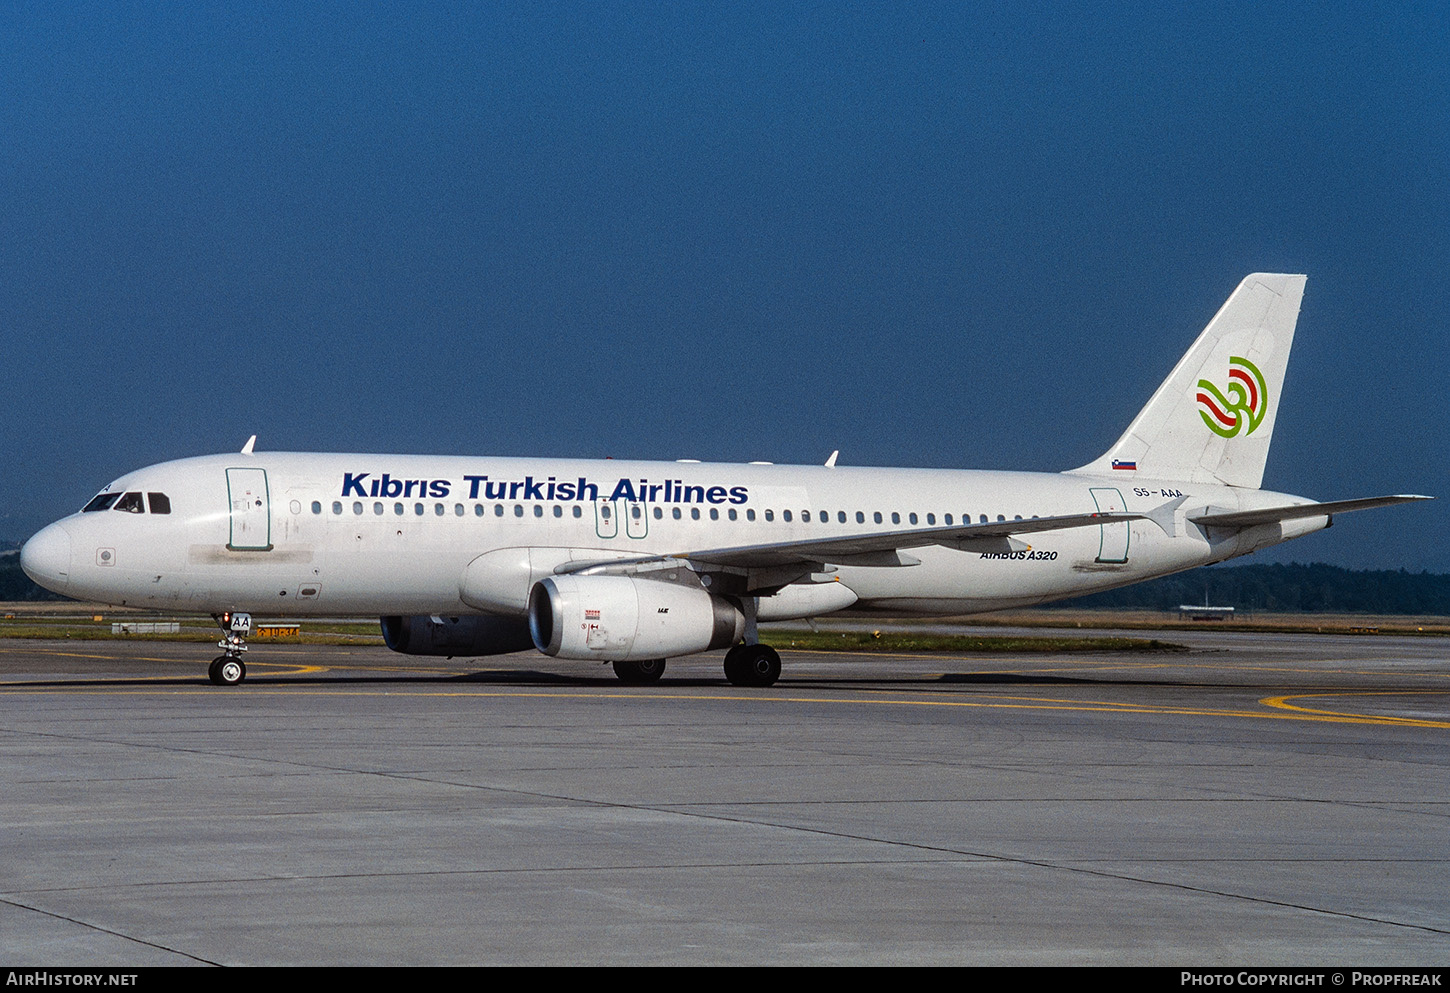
[2,629,1448,965]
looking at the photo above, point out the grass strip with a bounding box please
[755,630,1187,653]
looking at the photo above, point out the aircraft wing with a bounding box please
[1189,494,1432,529]
[560,510,1147,574]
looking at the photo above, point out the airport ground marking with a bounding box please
[1261,690,1450,729]
[784,649,1450,683]
[4,681,1447,729]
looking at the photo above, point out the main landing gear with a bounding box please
[209,611,251,686]
[613,658,667,684]
[723,643,781,688]
[611,658,667,681]
[720,595,780,687]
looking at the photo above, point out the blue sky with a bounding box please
[3,3,1446,570]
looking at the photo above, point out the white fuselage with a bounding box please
[21,452,1326,619]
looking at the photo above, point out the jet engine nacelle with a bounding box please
[529,575,743,662]
[380,614,535,657]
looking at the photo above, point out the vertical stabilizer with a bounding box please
[1070,273,1306,489]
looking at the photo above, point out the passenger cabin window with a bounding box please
[113,492,145,514]
[147,493,171,514]
[83,493,121,513]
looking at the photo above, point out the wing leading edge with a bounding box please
[560,509,1151,576]
[557,493,1432,581]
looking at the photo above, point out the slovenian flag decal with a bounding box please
[1112,460,1137,471]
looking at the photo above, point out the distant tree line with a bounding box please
[1053,562,1450,615]
[2,550,1449,614]
[0,551,57,601]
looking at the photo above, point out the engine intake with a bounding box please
[529,575,743,661]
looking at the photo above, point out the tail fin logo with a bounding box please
[1197,356,1267,438]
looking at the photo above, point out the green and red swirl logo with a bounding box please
[1197,356,1267,438]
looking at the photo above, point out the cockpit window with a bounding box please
[112,492,145,514]
[82,493,120,513]
[147,493,171,515]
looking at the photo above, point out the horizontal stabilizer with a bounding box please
[1190,494,1432,529]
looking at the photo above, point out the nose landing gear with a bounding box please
[208,655,246,685]
[209,612,251,685]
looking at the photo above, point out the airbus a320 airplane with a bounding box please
[21,274,1429,687]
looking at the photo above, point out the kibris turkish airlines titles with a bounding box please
[339,471,751,506]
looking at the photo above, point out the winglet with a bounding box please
[241,435,257,455]
[825,450,839,468]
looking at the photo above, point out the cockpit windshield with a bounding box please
[82,493,120,513]
[80,491,172,514]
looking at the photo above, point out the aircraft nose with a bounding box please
[20,522,72,593]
